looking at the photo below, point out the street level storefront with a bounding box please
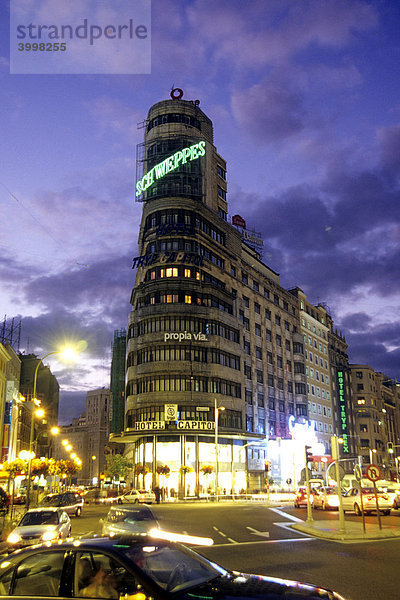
[110,425,265,497]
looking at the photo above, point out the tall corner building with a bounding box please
[114,91,314,496]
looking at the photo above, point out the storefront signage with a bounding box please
[132,251,204,269]
[164,331,208,342]
[337,370,349,453]
[177,421,215,430]
[134,421,165,431]
[136,141,206,197]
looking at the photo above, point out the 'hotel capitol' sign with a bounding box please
[132,420,215,431]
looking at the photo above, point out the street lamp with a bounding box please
[369,448,377,464]
[214,399,225,502]
[26,346,79,509]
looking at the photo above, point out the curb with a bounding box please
[290,522,400,541]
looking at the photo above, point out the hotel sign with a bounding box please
[134,421,165,431]
[132,420,214,431]
[177,421,215,430]
[136,141,206,197]
[337,369,349,453]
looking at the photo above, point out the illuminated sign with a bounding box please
[132,251,204,269]
[133,421,165,431]
[177,421,214,430]
[136,141,206,197]
[288,415,318,446]
[164,331,208,342]
[242,229,264,247]
[337,370,349,453]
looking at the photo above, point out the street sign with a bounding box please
[354,464,363,482]
[366,464,381,482]
[165,404,178,421]
[196,406,210,411]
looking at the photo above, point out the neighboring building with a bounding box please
[110,329,127,435]
[0,343,11,461]
[289,289,334,455]
[349,365,400,478]
[54,388,111,485]
[3,343,21,462]
[19,354,60,458]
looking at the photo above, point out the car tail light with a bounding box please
[367,496,374,501]
[383,495,389,500]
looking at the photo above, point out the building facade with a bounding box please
[110,329,127,435]
[110,91,344,495]
[349,365,400,478]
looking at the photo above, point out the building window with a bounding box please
[275,315,281,326]
[255,323,261,336]
[231,265,236,277]
[266,329,272,342]
[243,295,249,307]
[244,363,251,379]
[256,370,263,384]
[242,273,248,285]
[245,389,253,404]
[257,393,264,407]
[264,288,270,299]
[256,346,262,359]
[253,281,259,292]
[254,302,260,313]
[276,335,282,347]
[244,340,250,355]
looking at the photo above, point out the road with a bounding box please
[69,501,400,600]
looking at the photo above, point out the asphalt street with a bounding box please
[68,501,400,600]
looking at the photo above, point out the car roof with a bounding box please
[26,507,60,513]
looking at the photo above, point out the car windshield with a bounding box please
[19,511,59,526]
[361,488,377,494]
[121,541,227,593]
[325,489,338,495]
[123,509,155,522]
[41,495,64,507]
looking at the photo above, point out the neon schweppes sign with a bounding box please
[136,141,206,197]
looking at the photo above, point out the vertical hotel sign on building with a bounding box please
[337,370,349,453]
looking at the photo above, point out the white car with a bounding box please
[342,487,392,515]
[312,487,340,510]
[118,489,156,504]
[7,507,71,550]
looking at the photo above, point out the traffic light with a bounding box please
[305,445,313,463]
[264,461,270,472]
[387,442,394,454]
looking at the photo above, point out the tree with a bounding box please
[105,454,131,486]
[3,459,27,513]
[31,458,49,477]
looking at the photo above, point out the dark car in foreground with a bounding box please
[0,535,347,599]
[40,492,83,517]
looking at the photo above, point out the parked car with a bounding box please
[376,484,400,508]
[294,486,314,508]
[342,487,392,515]
[0,536,348,599]
[40,492,83,516]
[13,492,27,505]
[118,489,156,504]
[313,487,340,510]
[101,504,159,537]
[6,507,71,550]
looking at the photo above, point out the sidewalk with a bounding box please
[291,518,400,541]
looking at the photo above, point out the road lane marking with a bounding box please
[246,526,270,538]
[213,526,238,544]
[208,538,315,547]
[268,507,304,522]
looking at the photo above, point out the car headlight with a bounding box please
[42,529,58,541]
[7,532,20,544]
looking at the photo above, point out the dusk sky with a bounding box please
[1,0,399,424]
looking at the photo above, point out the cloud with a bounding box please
[232,78,306,142]
[58,390,87,425]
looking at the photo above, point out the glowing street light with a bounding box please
[26,345,81,509]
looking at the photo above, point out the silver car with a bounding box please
[342,487,392,515]
[101,504,159,537]
[7,507,71,550]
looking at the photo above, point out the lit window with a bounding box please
[166,268,178,277]
[184,269,191,278]
[196,271,200,280]
[185,295,192,304]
